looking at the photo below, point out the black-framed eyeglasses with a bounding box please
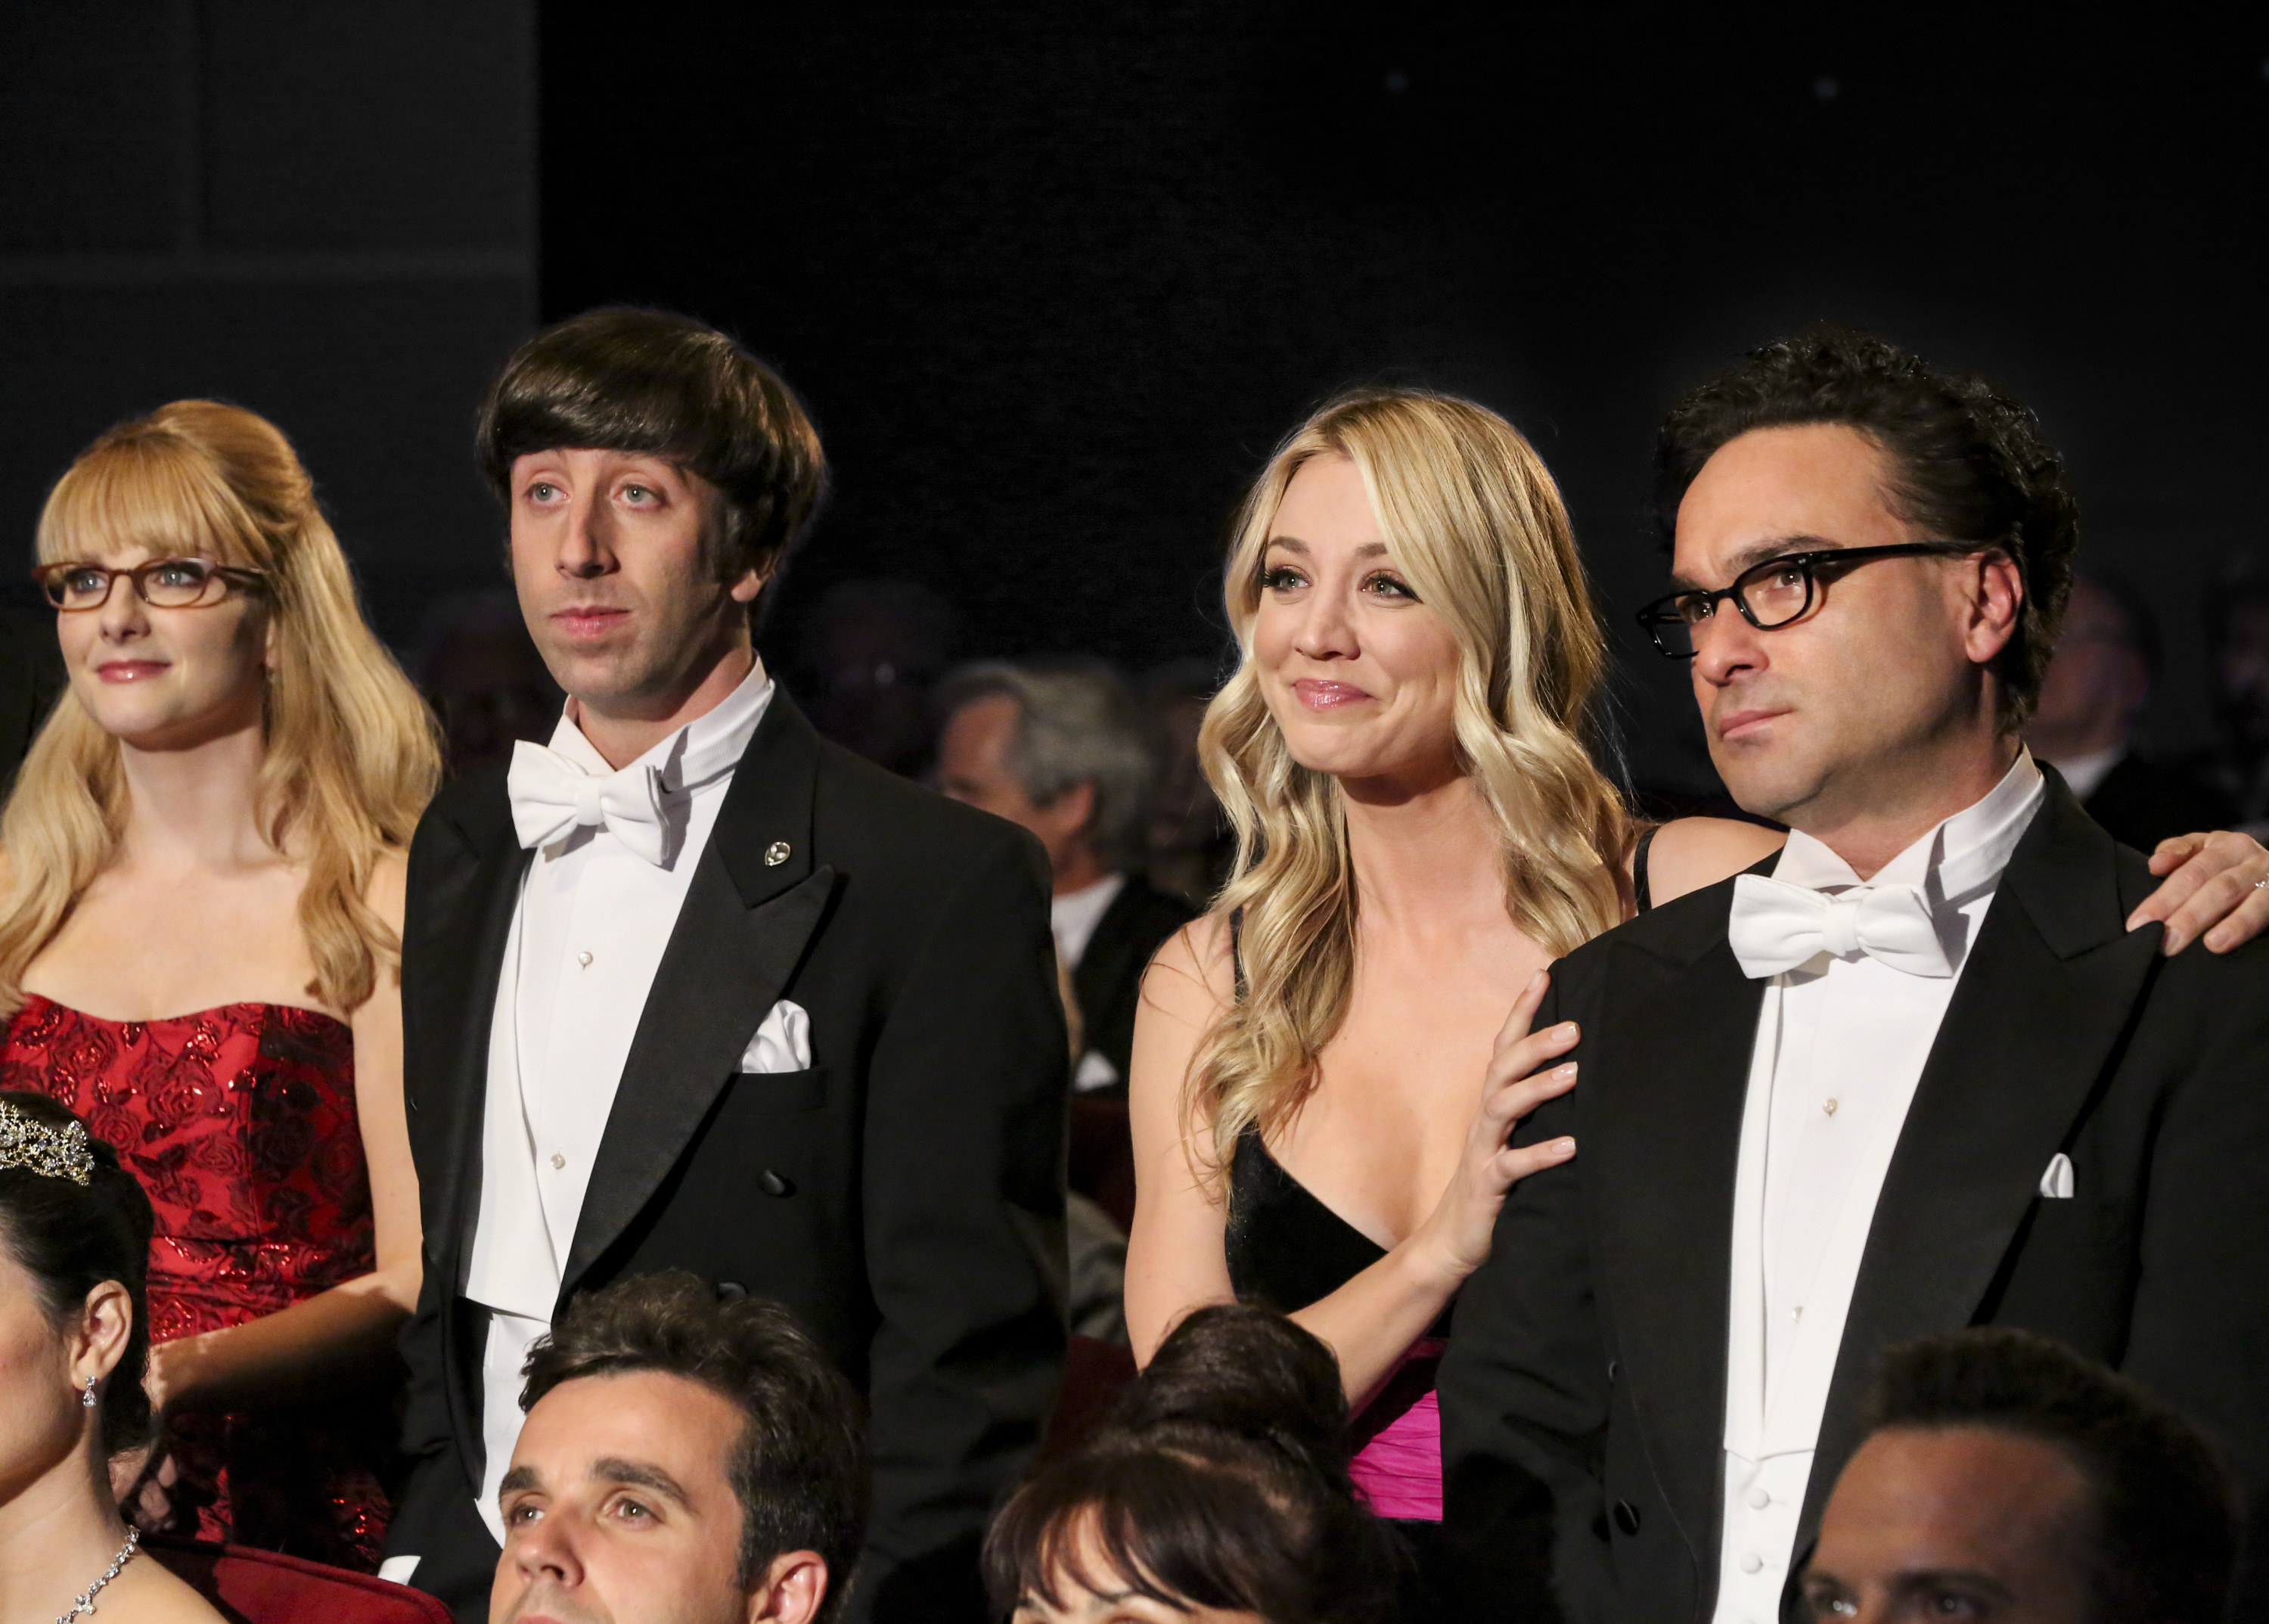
[34,558,267,613]
[1634,542,1990,659]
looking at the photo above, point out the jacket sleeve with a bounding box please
[852,824,1069,1622]
[2116,946,2269,1621]
[1439,972,1616,1624]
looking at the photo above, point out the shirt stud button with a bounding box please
[576,951,593,968]
[1740,1553,1764,1575]
[1823,1098,1838,1116]
[764,840,791,867]
[1747,1487,1771,1510]
[550,1153,565,1169]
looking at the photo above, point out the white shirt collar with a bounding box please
[1050,872,1126,970]
[546,656,774,792]
[1774,748,2045,906]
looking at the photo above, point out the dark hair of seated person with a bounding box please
[520,1271,869,1619]
[0,1088,155,1457]
[1865,1327,2235,1624]
[984,1303,1408,1624]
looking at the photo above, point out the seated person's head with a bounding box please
[0,1090,154,1486]
[1804,1328,2233,1624]
[493,1272,868,1624]
[935,663,1157,888]
[985,1304,1405,1624]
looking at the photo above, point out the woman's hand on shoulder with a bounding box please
[1408,969,1581,1290]
[2132,830,2269,955]
[1639,817,1787,908]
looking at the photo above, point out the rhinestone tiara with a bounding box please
[0,1097,94,1186]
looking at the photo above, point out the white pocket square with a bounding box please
[2039,1152,2075,1200]
[740,999,812,1073]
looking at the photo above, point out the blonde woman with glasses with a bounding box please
[1125,388,2267,1565]
[0,401,441,1568]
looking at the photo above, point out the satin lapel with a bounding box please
[560,694,835,1295]
[408,785,531,1272]
[1797,785,2159,1537]
[1591,881,1768,1559]
[402,779,529,1490]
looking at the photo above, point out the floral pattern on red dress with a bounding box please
[3,995,393,1570]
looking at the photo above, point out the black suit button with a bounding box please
[715,1281,748,1302]
[1606,1359,1619,1382]
[759,1169,793,1197]
[1613,1500,1642,1536]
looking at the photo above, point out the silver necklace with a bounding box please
[54,1526,138,1624]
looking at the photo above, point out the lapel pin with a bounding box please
[764,840,791,867]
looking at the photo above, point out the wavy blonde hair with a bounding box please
[0,400,442,1016]
[1188,389,1630,1175]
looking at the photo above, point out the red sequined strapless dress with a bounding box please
[2,995,394,1570]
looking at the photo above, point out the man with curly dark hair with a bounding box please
[1442,328,2269,1624]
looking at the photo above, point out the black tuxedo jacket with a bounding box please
[385,694,1069,1623]
[1069,874,1196,1087]
[1441,778,2269,1622]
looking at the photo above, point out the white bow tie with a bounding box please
[1727,872,1952,980]
[507,740,670,865]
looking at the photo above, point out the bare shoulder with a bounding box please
[362,843,409,930]
[1644,817,1786,906]
[1142,909,1237,1023]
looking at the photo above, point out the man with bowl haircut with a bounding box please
[494,1272,869,1624]
[381,308,1068,1622]
[1441,328,2269,1623]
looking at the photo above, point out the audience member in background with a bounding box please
[1802,1329,2233,1624]
[411,588,564,780]
[2205,559,2269,831]
[492,1272,867,1624]
[937,661,1195,1094]
[1138,658,1234,908]
[0,402,440,1567]
[0,1091,223,1624]
[383,310,1065,1624]
[1128,386,2269,1571]
[2026,572,2233,851]
[986,1303,1407,1624]
[793,576,960,778]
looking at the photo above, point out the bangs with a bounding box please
[36,431,265,571]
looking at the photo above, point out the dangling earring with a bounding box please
[80,1375,97,1408]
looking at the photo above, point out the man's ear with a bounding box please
[730,564,769,607]
[1960,551,2025,666]
[748,1551,829,1624]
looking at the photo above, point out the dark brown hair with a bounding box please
[1862,1328,2233,1624]
[522,1272,868,1618]
[477,307,828,586]
[984,1305,1407,1624]
[1655,325,2079,728]
[0,1091,154,1456]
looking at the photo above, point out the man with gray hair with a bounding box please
[936,662,1196,1093]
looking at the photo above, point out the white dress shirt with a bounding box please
[1712,752,2044,1624]
[1051,873,1126,1091]
[461,659,774,1543]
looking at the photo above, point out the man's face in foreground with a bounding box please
[1803,1425,2094,1623]
[493,1370,776,1624]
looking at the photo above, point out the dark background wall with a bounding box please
[0,1,535,648]
[542,3,2269,794]
[4,5,2264,795]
